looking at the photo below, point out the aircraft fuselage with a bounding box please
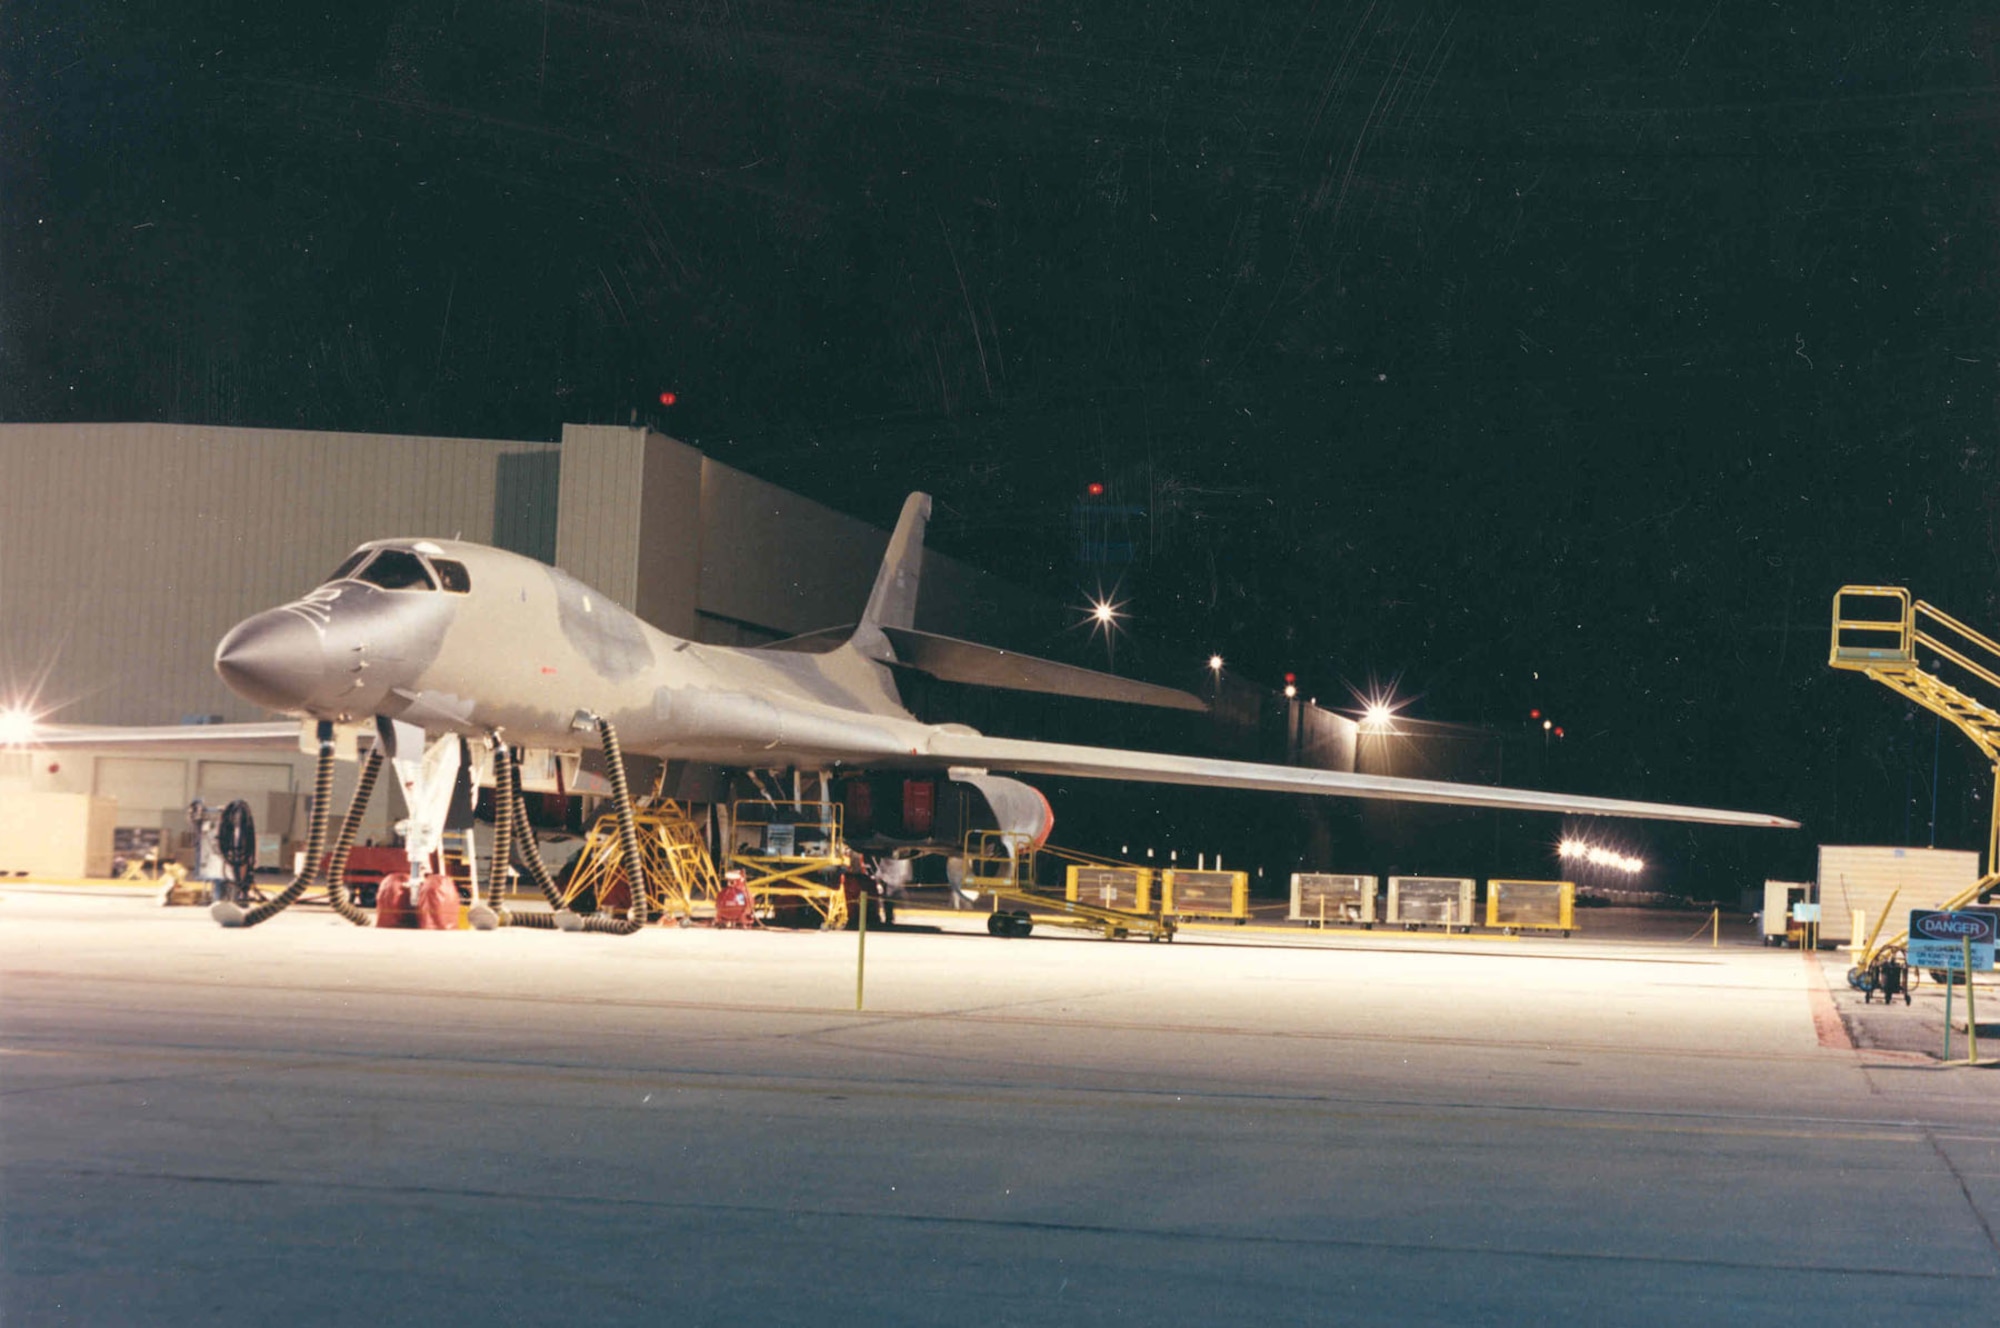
[214,538,937,767]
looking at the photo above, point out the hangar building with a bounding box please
[0,421,1358,868]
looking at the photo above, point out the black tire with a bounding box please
[986,914,1006,937]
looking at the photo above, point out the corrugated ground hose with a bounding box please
[508,791,584,932]
[215,721,336,928]
[470,739,558,930]
[326,748,383,925]
[573,716,646,935]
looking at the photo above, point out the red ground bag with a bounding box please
[374,874,414,928]
[414,873,458,930]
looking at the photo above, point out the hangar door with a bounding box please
[196,762,299,839]
[196,761,294,802]
[92,758,188,824]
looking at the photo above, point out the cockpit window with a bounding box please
[325,551,371,584]
[357,549,437,591]
[432,559,471,593]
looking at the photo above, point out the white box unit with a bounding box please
[1762,881,1810,942]
[1386,876,1476,930]
[1290,873,1378,926]
[0,791,117,879]
[1816,846,1982,946]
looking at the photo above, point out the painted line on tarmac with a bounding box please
[21,1162,1993,1283]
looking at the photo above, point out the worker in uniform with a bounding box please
[839,850,889,929]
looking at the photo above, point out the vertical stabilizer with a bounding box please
[861,493,931,632]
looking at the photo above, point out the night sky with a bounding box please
[6,3,1999,888]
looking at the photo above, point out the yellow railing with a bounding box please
[1829,585,1913,667]
[726,800,849,929]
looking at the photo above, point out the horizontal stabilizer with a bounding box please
[882,627,1208,713]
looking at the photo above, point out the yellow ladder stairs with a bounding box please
[1830,587,2000,962]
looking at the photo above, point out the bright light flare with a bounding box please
[1351,684,1402,735]
[0,707,39,748]
[1208,654,1224,673]
[1558,839,1644,873]
[1091,599,1118,626]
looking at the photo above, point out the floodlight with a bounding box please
[0,707,36,747]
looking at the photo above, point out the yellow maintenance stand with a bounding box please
[965,830,1176,941]
[1830,587,2000,964]
[726,800,850,930]
[560,796,720,923]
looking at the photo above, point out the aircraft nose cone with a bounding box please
[215,610,328,712]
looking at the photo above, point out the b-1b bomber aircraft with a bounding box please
[29,493,1797,929]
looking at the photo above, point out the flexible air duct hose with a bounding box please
[505,792,577,931]
[470,739,558,930]
[572,716,646,935]
[486,738,512,912]
[216,723,337,928]
[325,748,384,926]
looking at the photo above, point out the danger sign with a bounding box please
[1908,909,1996,971]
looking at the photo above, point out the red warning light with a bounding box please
[1530,708,1541,720]
[1554,726,1565,738]
[658,391,678,406]
[1085,481,1106,497]
[1283,672,1296,685]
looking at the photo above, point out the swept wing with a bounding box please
[924,730,1797,829]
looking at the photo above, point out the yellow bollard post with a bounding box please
[1944,958,1956,1063]
[1966,934,1979,1065]
[1712,907,1719,949]
[855,885,868,1012]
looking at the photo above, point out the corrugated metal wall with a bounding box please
[695,456,1048,645]
[552,425,645,612]
[697,460,890,637]
[0,423,558,723]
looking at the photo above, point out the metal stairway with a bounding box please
[1830,587,2000,961]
